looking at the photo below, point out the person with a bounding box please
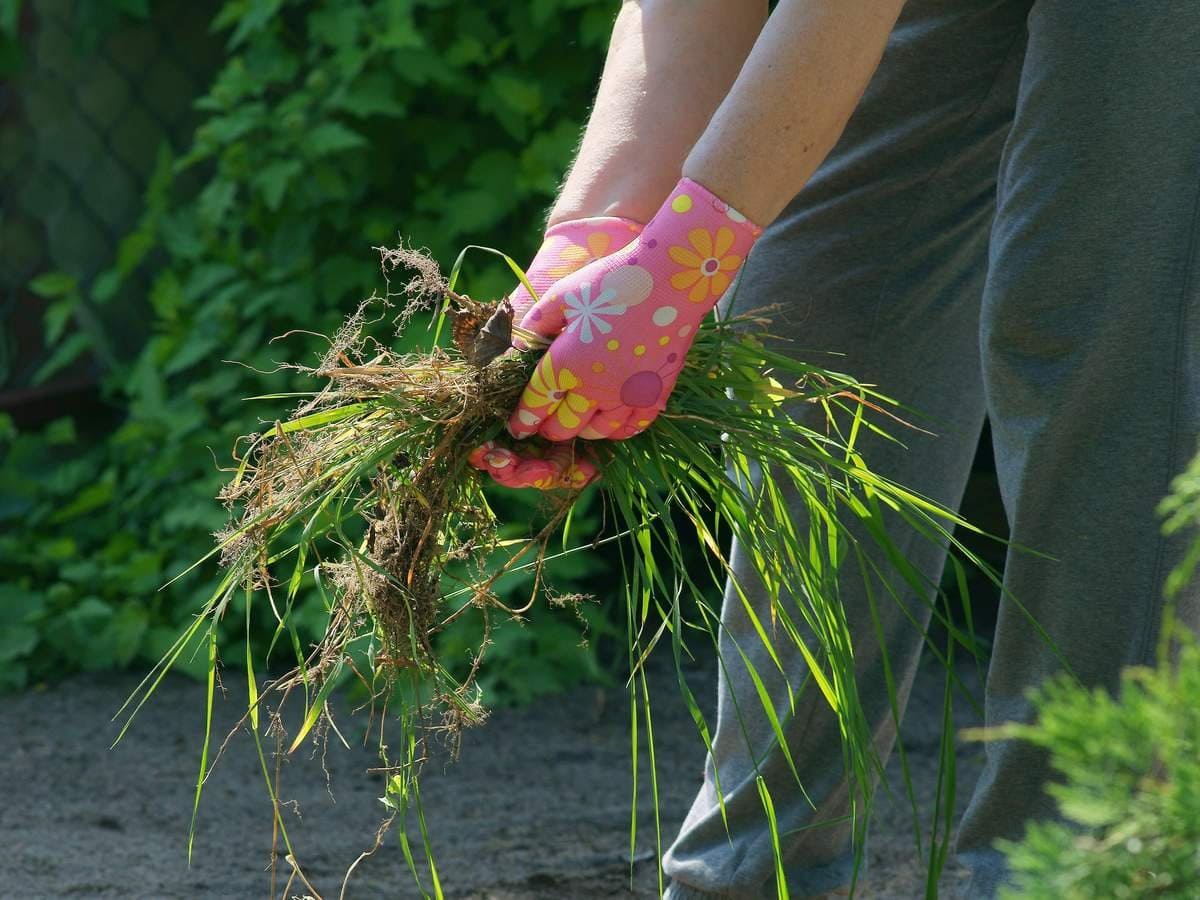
[468,0,1200,896]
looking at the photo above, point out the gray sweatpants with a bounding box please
[662,1,1200,897]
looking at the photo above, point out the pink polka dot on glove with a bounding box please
[508,178,762,442]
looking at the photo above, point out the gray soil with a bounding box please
[1,653,986,899]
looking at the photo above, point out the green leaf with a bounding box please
[287,663,343,753]
[444,34,487,67]
[162,328,224,377]
[181,263,238,301]
[187,627,218,862]
[29,271,78,299]
[92,268,123,304]
[304,121,368,156]
[197,179,238,228]
[332,71,406,119]
[308,7,364,49]
[0,624,36,664]
[226,0,284,48]
[107,602,150,666]
[253,159,303,210]
[43,417,76,446]
[377,7,422,50]
[42,597,115,668]
[49,478,115,523]
[43,296,78,344]
[0,586,46,626]
[0,1,21,38]
[159,211,206,260]
[149,270,184,319]
[115,228,156,275]
[32,333,91,384]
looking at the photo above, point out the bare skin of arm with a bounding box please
[548,0,769,226]
[551,0,906,228]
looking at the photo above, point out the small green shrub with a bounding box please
[993,631,1200,899]
[993,447,1200,899]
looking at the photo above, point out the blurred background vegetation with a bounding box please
[0,0,1005,698]
[0,0,634,695]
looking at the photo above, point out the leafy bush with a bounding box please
[1,0,623,695]
[994,630,1200,899]
[991,448,1200,898]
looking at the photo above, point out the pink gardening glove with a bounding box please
[509,217,644,333]
[469,217,639,490]
[508,177,762,442]
[468,440,599,490]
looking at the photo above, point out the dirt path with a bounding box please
[1,653,985,899]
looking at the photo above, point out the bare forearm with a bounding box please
[549,0,768,226]
[685,0,905,224]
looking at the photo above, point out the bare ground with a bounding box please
[0,653,985,899]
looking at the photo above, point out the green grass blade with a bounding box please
[187,626,218,865]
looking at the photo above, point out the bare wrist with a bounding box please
[548,170,677,228]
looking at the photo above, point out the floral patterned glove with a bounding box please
[468,217,640,490]
[509,217,644,330]
[508,178,762,442]
[467,440,598,490]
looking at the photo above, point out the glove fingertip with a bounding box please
[508,417,539,440]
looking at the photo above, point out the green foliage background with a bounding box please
[0,0,623,694]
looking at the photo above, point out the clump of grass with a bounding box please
[121,243,1003,899]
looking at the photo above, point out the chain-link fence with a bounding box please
[0,0,220,408]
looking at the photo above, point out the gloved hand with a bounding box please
[467,440,598,490]
[508,217,644,332]
[468,217,639,490]
[508,177,761,442]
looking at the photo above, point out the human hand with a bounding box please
[467,440,598,490]
[508,177,761,442]
[508,217,643,333]
[467,218,640,490]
